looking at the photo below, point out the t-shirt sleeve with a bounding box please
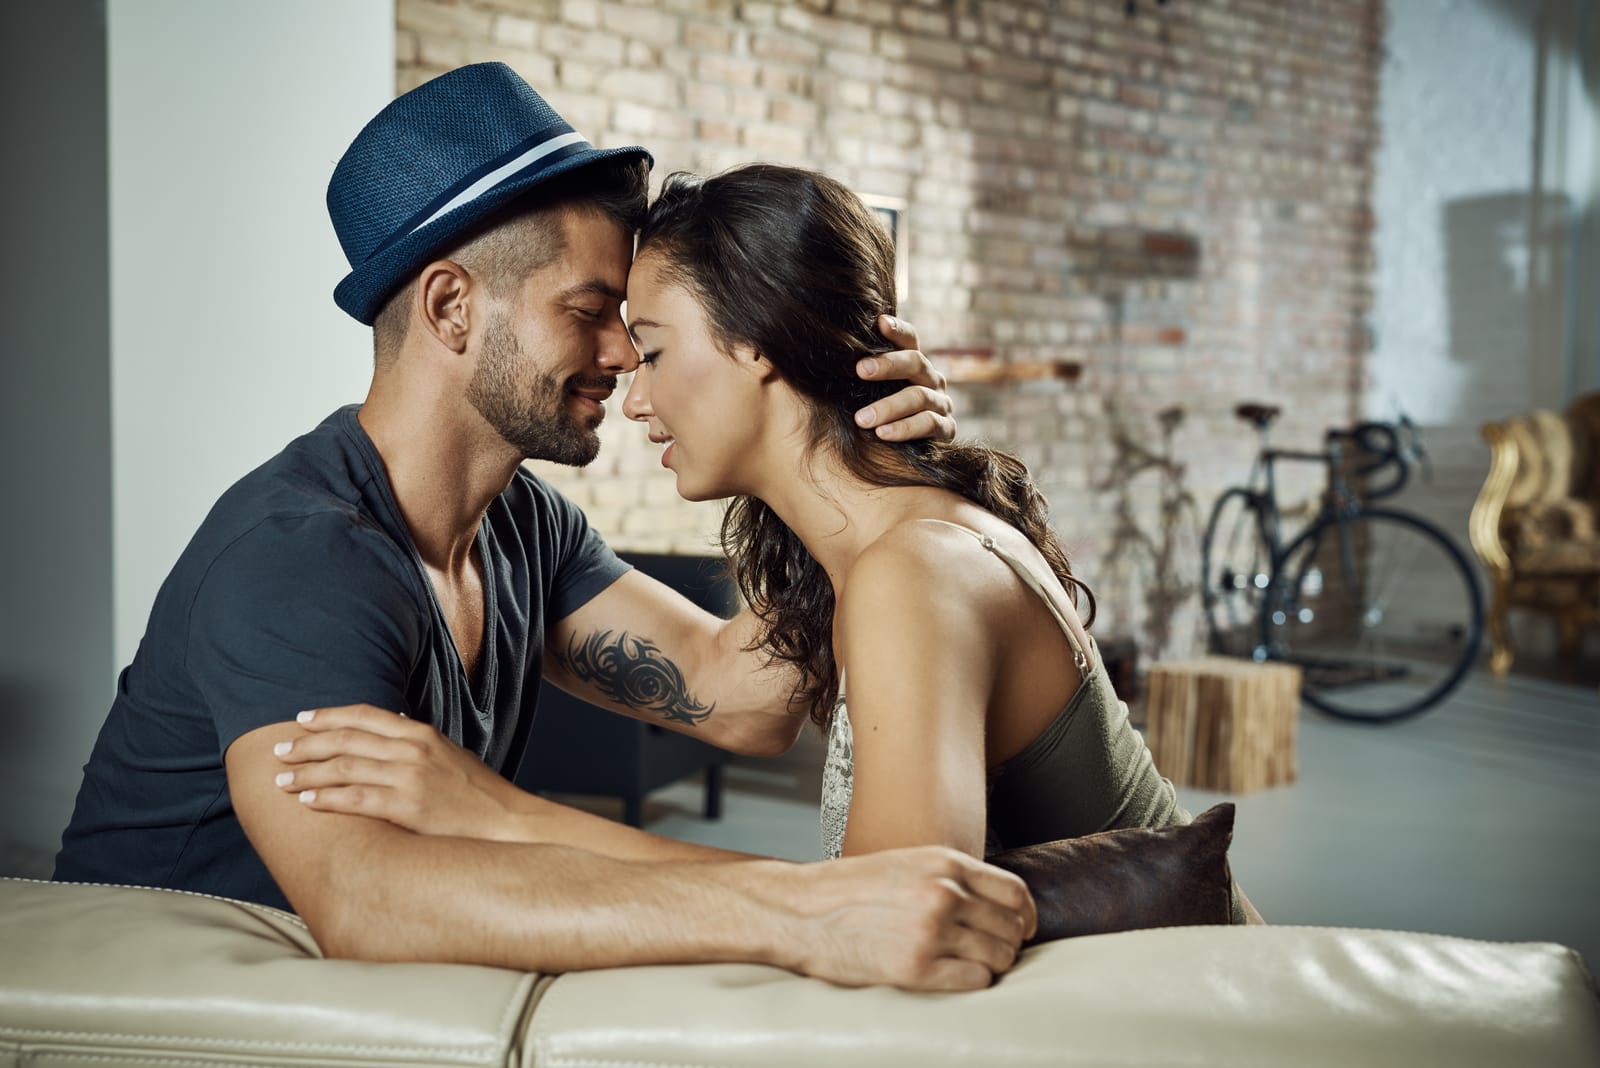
[185,513,425,754]
[530,475,632,623]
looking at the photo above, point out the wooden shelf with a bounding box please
[927,348,1083,385]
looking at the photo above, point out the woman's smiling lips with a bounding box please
[649,431,675,467]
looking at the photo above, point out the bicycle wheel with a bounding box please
[1262,508,1483,723]
[1201,488,1273,660]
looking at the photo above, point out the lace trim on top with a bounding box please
[820,695,853,859]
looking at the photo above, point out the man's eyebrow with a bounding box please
[558,279,626,302]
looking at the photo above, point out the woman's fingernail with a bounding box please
[859,357,880,376]
[298,790,317,804]
[856,406,875,427]
[297,710,316,724]
[273,741,292,757]
[275,772,294,787]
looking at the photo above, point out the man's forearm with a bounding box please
[309,827,795,972]
[556,608,808,756]
[493,788,756,862]
[545,573,809,755]
[306,829,1037,992]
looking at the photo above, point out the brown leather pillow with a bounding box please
[988,802,1236,946]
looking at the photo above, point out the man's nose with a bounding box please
[598,317,639,376]
[622,365,652,422]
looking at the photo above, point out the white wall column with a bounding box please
[108,0,393,671]
[0,0,394,867]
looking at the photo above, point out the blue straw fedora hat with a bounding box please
[328,63,652,325]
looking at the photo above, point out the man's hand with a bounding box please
[779,848,1037,991]
[273,704,524,841]
[854,314,956,442]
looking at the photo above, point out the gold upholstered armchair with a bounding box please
[1469,392,1600,674]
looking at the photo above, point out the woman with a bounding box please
[280,163,1256,922]
[623,165,1228,874]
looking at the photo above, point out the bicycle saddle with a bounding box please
[1234,403,1281,430]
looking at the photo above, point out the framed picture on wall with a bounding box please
[859,192,909,307]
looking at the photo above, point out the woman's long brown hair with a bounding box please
[637,164,1095,728]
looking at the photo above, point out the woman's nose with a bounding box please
[622,365,652,422]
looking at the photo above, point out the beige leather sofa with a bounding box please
[2,876,1597,1067]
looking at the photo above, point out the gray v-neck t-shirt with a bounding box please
[54,405,628,910]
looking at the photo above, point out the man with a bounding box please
[54,63,1034,991]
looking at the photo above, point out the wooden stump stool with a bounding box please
[1145,656,1301,793]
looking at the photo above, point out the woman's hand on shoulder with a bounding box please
[271,704,529,841]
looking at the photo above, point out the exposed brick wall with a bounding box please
[398,0,1382,662]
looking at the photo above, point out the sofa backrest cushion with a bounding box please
[4,875,1599,1068]
[0,877,541,1067]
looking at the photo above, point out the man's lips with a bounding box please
[566,375,617,404]
[567,382,613,418]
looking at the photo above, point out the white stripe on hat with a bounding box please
[408,130,590,237]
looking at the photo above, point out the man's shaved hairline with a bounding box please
[370,203,572,367]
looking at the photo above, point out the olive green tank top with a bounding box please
[820,520,1245,923]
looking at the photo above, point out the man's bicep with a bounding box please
[544,569,727,730]
[225,721,400,930]
[190,523,421,747]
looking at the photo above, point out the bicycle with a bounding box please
[1200,403,1485,723]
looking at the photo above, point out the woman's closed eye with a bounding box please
[639,350,661,366]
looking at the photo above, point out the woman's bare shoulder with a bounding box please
[837,518,1010,641]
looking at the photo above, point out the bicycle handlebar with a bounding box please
[1326,420,1413,501]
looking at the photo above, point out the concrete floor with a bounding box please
[591,660,1600,968]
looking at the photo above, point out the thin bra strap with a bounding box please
[920,519,1094,672]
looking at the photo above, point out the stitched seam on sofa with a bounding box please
[540,1056,725,1068]
[25,1052,299,1068]
[1,876,311,932]
[533,1033,807,1068]
[0,1027,497,1061]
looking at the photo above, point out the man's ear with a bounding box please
[417,259,474,354]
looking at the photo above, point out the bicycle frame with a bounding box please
[1247,431,1378,589]
[1236,425,1429,655]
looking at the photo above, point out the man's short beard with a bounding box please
[467,313,603,467]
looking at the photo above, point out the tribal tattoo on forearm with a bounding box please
[558,630,715,726]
